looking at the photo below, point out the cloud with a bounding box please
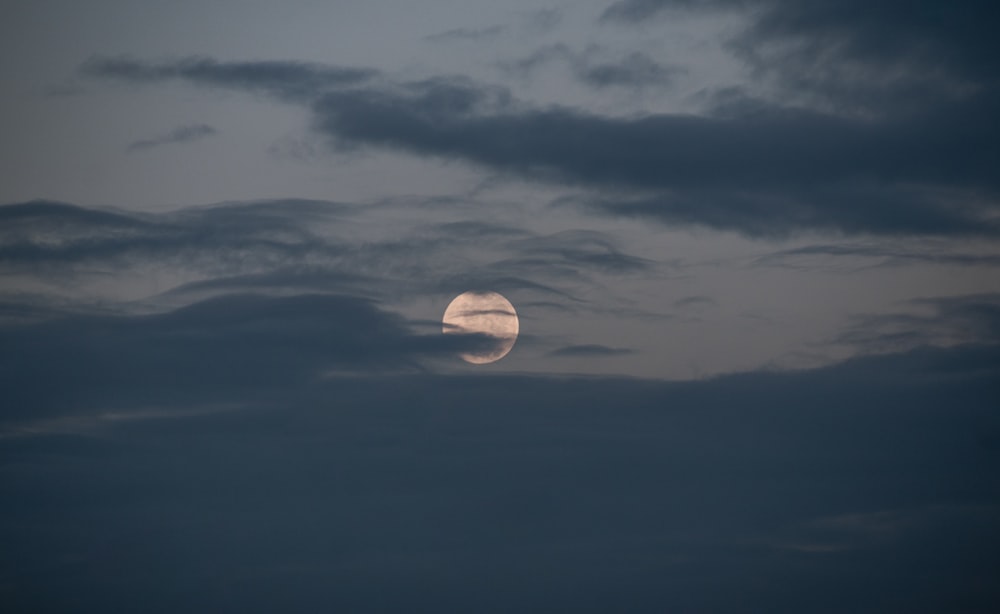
[501,43,573,75]
[755,243,1000,271]
[673,295,714,308]
[0,292,119,325]
[83,55,376,101]
[158,266,379,301]
[2,339,998,610]
[0,200,654,317]
[603,0,1000,117]
[127,123,217,152]
[835,293,1000,354]
[83,56,1000,237]
[578,52,683,89]
[566,183,999,239]
[499,230,654,277]
[734,0,998,114]
[600,0,680,22]
[547,343,635,357]
[503,44,682,90]
[0,292,506,425]
[425,25,506,43]
[313,80,998,236]
[767,504,1000,556]
[428,220,528,240]
[0,198,349,275]
[0,199,148,233]
[2,197,998,608]
[523,8,563,32]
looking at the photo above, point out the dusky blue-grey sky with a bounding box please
[2,1,999,611]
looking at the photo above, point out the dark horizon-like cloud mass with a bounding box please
[82,51,1000,238]
[2,327,998,611]
[0,292,506,426]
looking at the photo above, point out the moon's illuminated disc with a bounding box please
[442,291,519,364]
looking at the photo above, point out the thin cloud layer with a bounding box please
[836,293,1000,353]
[425,25,506,43]
[756,242,1000,270]
[547,343,634,357]
[127,123,217,152]
[0,199,654,325]
[503,44,683,90]
[83,56,376,101]
[0,199,349,274]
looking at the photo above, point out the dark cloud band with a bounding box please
[84,55,1000,237]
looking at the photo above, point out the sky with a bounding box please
[1,1,999,611]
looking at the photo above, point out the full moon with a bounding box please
[442,291,519,364]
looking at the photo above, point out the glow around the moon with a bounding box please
[442,291,519,364]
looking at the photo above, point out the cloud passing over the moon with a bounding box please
[442,290,519,363]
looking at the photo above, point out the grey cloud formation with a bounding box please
[83,52,1000,237]
[310,79,998,236]
[311,85,998,229]
[127,123,217,152]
